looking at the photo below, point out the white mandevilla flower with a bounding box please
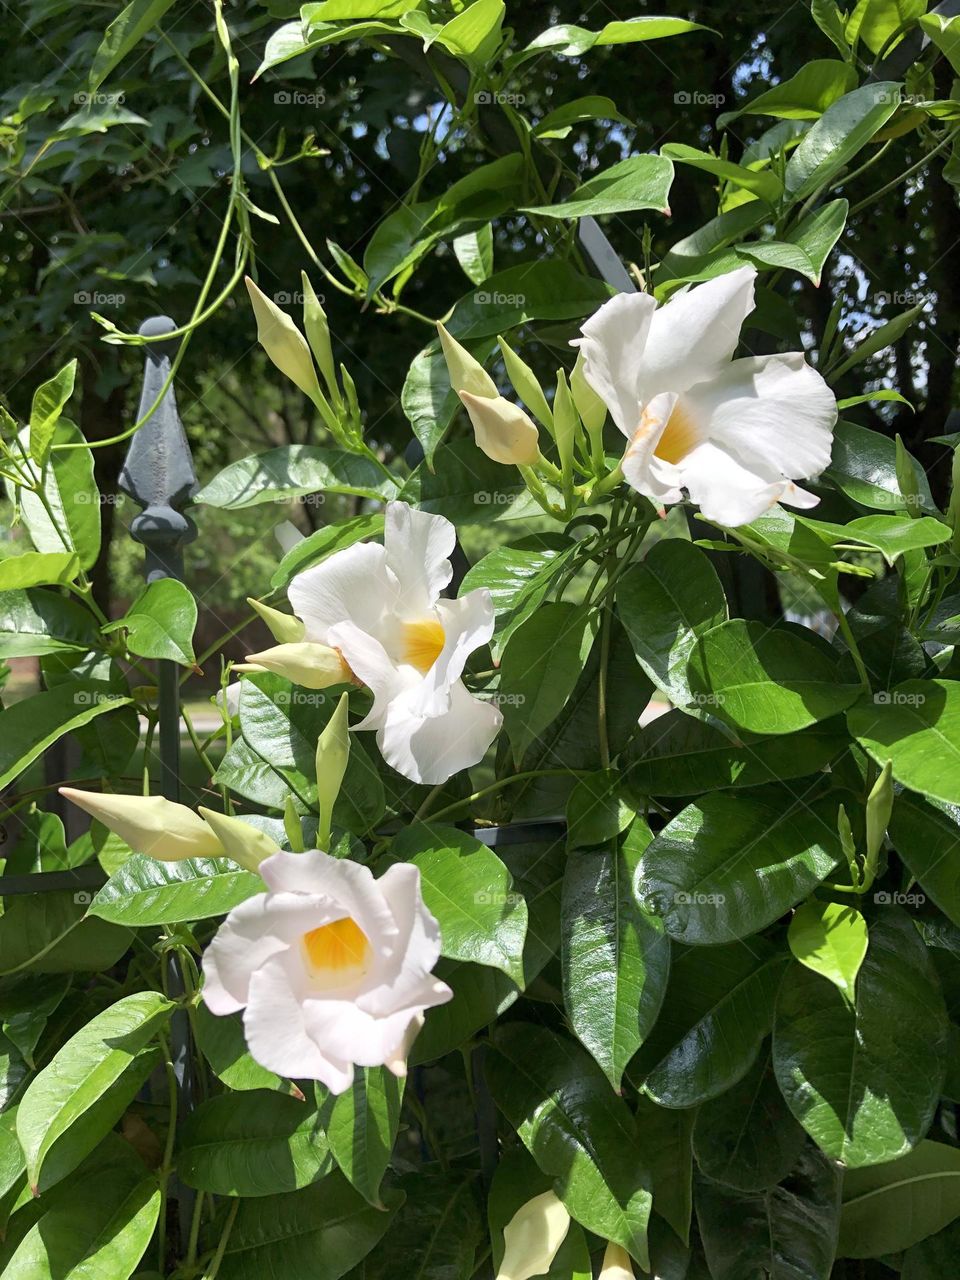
[286,500,501,784]
[573,265,838,527]
[202,849,452,1092]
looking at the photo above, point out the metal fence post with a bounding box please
[120,316,198,1251]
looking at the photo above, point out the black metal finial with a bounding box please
[119,317,198,583]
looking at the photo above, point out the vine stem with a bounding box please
[201,1199,239,1280]
[421,769,590,824]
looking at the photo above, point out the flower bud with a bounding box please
[58,789,221,862]
[571,349,607,435]
[301,271,339,405]
[197,808,280,874]
[599,1241,636,1279]
[498,336,554,432]
[437,323,498,398]
[247,596,306,644]
[459,391,540,467]
[245,277,322,404]
[496,1190,571,1280]
[315,691,351,850]
[234,642,351,689]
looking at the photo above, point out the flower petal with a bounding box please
[405,590,495,719]
[690,351,837,480]
[573,292,657,436]
[639,266,756,396]
[325,619,412,730]
[288,541,397,643]
[384,501,455,616]
[378,680,502,784]
[244,953,354,1091]
[676,439,790,527]
[360,862,447,1011]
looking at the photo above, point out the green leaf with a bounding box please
[633,1098,694,1245]
[401,335,497,468]
[773,909,948,1166]
[533,95,631,139]
[639,790,841,945]
[392,823,527,986]
[0,891,131,977]
[720,59,858,126]
[632,941,788,1107]
[849,0,926,54]
[697,1147,841,1280]
[29,360,77,466]
[459,535,577,660]
[442,261,613,342]
[920,11,960,74]
[360,1172,483,1279]
[692,1052,806,1192]
[320,1067,403,1206]
[432,0,503,64]
[788,900,868,1001]
[521,154,674,219]
[617,540,727,705]
[193,1005,291,1095]
[890,794,960,924]
[216,1172,400,1280]
[452,225,494,284]
[802,512,951,563]
[270,514,384,590]
[11,422,100,570]
[400,437,535,525]
[17,991,173,1191]
[513,17,709,63]
[179,1090,332,1196]
[689,620,861,735]
[829,304,925,378]
[194,446,395,509]
[624,712,846,799]
[902,1218,960,1277]
[562,837,670,1089]
[488,1148,592,1278]
[849,679,960,805]
[0,1137,160,1280]
[0,682,133,791]
[785,82,902,200]
[661,143,784,204]
[826,419,934,512]
[839,1140,960,1257]
[90,854,263,926]
[104,578,197,665]
[500,603,592,764]
[737,197,848,285]
[485,1023,653,1269]
[0,588,99,658]
[89,0,178,91]
[0,552,80,591]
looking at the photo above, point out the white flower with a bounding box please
[573,265,838,527]
[287,500,501,784]
[202,849,452,1092]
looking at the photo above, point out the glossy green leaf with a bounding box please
[633,942,788,1108]
[514,17,708,62]
[634,1098,694,1245]
[392,823,527,985]
[562,837,669,1089]
[216,1172,400,1280]
[662,143,784,204]
[0,551,79,591]
[90,853,263,926]
[785,82,902,200]
[89,0,178,91]
[320,1067,403,1206]
[638,790,840,945]
[697,1146,841,1279]
[773,909,948,1166]
[802,512,951,563]
[193,1005,292,1095]
[179,1090,332,1196]
[901,1215,960,1276]
[401,437,535,525]
[890,794,960,923]
[17,991,173,1190]
[0,682,132,790]
[522,155,674,219]
[850,0,926,53]
[103,578,197,665]
[533,95,631,138]
[617,540,727,705]
[689,620,861,735]
[270,514,384,590]
[485,1022,653,1269]
[194,446,395,509]
[360,1171,483,1278]
[737,197,848,285]
[12,423,100,570]
[693,1050,806,1192]
[720,59,858,126]
[788,900,868,1001]
[452,224,493,283]
[839,1140,960,1257]
[0,587,99,659]
[0,890,131,977]
[849,679,960,805]
[500,603,592,763]
[826,419,934,512]
[28,360,77,465]
[488,1148,592,1279]
[830,304,926,379]
[459,534,577,659]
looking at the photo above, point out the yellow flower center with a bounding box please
[652,400,700,465]
[302,916,372,983]
[401,618,445,673]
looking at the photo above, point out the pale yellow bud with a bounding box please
[437,323,498,398]
[571,350,607,435]
[496,1191,570,1280]
[197,808,280,874]
[459,391,540,467]
[315,692,351,851]
[58,789,221,862]
[234,642,350,689]
[245,277,322,403]
[247,597,306,644]
[599,1241,635,1279]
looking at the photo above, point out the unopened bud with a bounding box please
[459,391,540,467]
[197,808,280,874]
[599,1241,635,1279]
[58,789,221,862]
[247,597,305,644]
[234,642,350,689]
[437,323,497,398]
[245,277,322,403]
[496,1191,571,1280]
